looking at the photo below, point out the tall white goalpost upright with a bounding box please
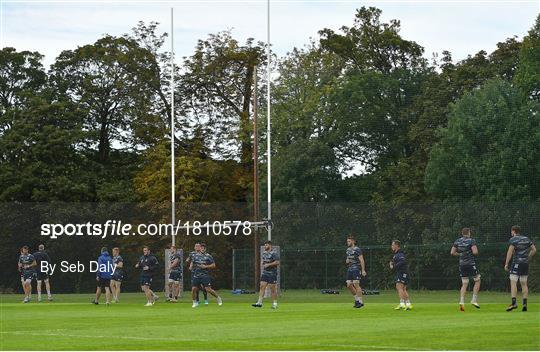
[266,0,272,242]
[170,7,176,248]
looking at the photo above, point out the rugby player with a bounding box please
[18,246,36,303]
[389,240,412,310]
[345,235,367,308]
[451,228,480,311]
[92,247,113,305]
[190,243,222,307]
[167,245,182,302]
[504,225,537,312]
[135,246,160,306]
[33,244,53,302]
[110,247,124,303]
[252,240,280,309]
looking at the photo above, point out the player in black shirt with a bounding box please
[33,244,53,302]
[135,246,160,306]
[504,225,536,311]
[389,240,412,310]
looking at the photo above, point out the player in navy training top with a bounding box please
[167,244,182,303]
[110,247,124,303]
[345,235,367,309]
[33,244,53,302]
[252,240,280,309]
[451,227,480,311]
[390,240,412,310]
[504,225,536,311]
[135,246,159,306]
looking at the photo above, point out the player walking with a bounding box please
[345,235,367,308]
[390,240,412,310]
[135,246,159,306]
[504,225,536,312]
[92,247,113,305]
[451,228,480,311]
[33,244,53,302]
[252,240,280,309]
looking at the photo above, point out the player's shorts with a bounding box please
[111,272,123,282]
[509,262,528,276]
[169,270,182,282]
[261,271,278,284]
[459,264,479,278]
[22,270,35,282]
[346,268,361,281]
[98,277,111,289]
[36,271,49,281]
[192,276,211,288]
[395,271,409,285]
[140,275,153,287]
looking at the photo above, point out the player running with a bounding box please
[186,243,209,305]
[252,240,280,309]
[33,244,53,302]
[389,240,412,310]
[345,235,367,308]
[135,246,160,306]
[504,225,536,312]
[18,246,36,303]
[92,247,113,305]
[451,228,481,311]
[190,243,222,307]
[167,245,182,303]
[110,247,124,303]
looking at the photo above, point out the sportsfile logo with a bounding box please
[41,220,254,239]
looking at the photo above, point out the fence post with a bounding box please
[232,249,236,290]
[324,250,328,288]
[369,249,373,290]
[416,247,420,291]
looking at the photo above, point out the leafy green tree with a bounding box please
[515,14,540,99]
[425,78,540,201]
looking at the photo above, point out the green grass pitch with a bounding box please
[1,290,539,350]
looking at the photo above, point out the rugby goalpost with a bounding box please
[165,1,275,297]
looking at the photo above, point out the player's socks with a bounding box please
[271,301,278,309]
[192,300,199,308]
[471,294,479,308]
[522,298,527,311]
[512,297,516,305]
[405,300,412,310]
[217,296,223,306]
[47,295,53,301]
[38,293,42,302]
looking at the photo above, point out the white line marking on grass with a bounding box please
[1,331,426,350]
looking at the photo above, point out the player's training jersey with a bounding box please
[509,235,533,264]
[346,246,362,270]
[19,253,36,273]
[32,250,51,273]
[392,249,408,272]
[170,252,182,273]
[138,254,158,276]
[192,252,214,278]
[453,237,477,266]
[113,255,123,276]
[261,249,280,275]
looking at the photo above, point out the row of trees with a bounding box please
[1,7,538,291]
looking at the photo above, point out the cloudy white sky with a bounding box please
[1,0,539,69]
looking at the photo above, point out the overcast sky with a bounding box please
[1,0,539,69]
